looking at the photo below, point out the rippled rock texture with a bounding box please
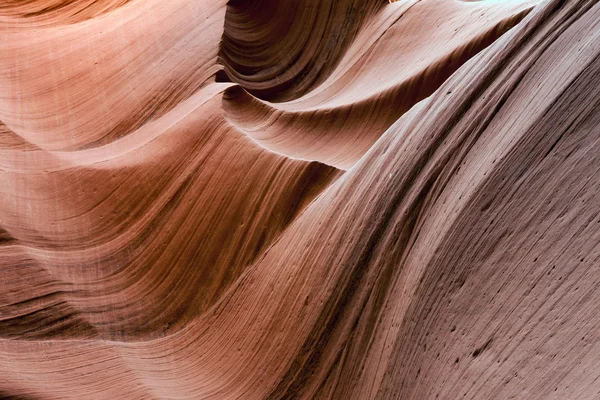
[1,0,599,398]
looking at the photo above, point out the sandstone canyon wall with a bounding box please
[0,0,599,398]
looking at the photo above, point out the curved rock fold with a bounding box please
[1,0,599,398]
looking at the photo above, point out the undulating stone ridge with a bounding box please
[0,0,599,398]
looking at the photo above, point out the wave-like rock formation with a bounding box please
[0,0,599,398]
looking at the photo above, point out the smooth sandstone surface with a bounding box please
[0,0,599,398]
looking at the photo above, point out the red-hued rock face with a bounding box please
[1,0,599,398]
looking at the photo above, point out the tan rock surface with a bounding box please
[1,0,599,398]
